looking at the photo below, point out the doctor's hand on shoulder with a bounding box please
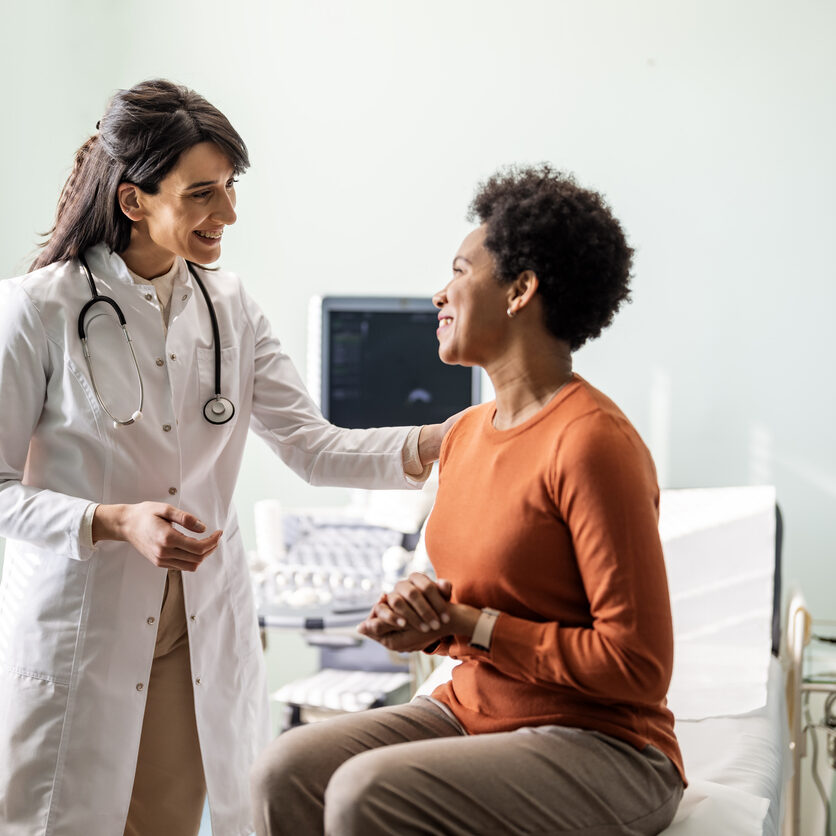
[417,406,473,464]
[92,502,222,571]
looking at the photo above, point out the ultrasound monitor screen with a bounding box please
[321,299,479,429]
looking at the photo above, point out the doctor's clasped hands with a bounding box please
[91,501,223,571]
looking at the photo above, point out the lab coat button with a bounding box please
[136,683,144,691]
[190,615,196,622]
[169,353,177,361]
[195,677,201,685]
[162,424,171,432]
[181,294,188,301]
[168,487,177,496]
[146,616,155,625]
[155,357,164,367]
[144,293,153,301]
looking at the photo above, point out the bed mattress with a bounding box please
[663,656,788,836]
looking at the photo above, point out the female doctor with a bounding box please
[0,79,448,836]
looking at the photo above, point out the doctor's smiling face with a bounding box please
[118,141,238,277]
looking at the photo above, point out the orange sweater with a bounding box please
[427,375,685,781]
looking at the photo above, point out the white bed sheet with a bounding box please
[662,656,788,836]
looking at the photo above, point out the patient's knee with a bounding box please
[324,750,409,835]
[251,725,316,805]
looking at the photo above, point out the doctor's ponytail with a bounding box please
[55,135,99,226]
[31,133,122,271]
[31,79,249,272]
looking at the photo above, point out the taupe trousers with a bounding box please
[251,696,684,836]
[123,570,206,836]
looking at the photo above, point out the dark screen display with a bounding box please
[325,307,476,428]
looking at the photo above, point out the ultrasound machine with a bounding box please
[254,296,481,727]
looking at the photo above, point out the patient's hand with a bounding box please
[358,615,447,653]
[358,577,481,653]
[358,573,451,652]
[377,573,452,633]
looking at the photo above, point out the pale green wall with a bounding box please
[2,0,835,622]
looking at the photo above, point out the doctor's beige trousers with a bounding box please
[123,570,206,836]
[250,696,683,836]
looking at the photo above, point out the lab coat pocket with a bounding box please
[197,346,240,436]
[0,669,69,832]
[222,528,261,658]
[0,545,90,686]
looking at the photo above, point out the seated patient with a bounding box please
[251,164,686,836]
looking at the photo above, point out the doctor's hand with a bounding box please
[417,407,473,464]
[93,502,222,572]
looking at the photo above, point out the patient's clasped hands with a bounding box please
[358,572,480,652]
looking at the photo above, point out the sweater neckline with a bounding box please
[482,373,581,442]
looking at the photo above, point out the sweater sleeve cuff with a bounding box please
[485,613,552,680]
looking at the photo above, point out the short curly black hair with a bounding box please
[468,164,633,351]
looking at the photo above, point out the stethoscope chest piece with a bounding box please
[204,396,235,425]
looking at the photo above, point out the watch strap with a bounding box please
[469,607,500,651]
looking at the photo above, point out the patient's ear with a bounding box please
[117,183,144,222]
[506,270,539,316]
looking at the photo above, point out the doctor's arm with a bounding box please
[0,283,97,560]
[0,283,220,569]
[242,287,453,488]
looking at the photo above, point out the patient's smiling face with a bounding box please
[432,226,511,368]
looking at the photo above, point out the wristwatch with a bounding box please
[469,607,501,651]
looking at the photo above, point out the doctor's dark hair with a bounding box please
[31,79,249,271]
[469,164,633,351]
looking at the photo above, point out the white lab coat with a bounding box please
[0,245,417,836]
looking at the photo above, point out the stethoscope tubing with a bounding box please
[187,263,235,425]
[78,255,144,426]
[77,254,235,427]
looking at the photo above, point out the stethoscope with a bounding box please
[78,254,236,428]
